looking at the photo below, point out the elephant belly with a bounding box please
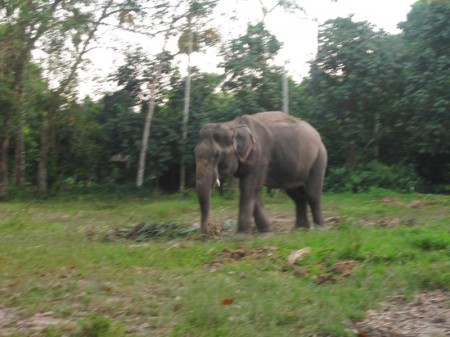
[265,163,309,189]
[264,145,317,188]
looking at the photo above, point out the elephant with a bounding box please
[194,111,327,235]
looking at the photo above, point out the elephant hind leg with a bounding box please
[305,156,326,226]
[253,189,271,232]
[286,187,309,228]
[306,191,324,226]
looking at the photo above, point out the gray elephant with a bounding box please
[194,111,327,235]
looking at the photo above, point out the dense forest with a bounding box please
[0,0,449,200]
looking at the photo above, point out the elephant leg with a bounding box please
[305,164,326,227]
[286,187,309,228]
[306,191,324,226]
[237,178,257,233]
[253,188,271,232]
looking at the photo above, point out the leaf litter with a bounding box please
[101,222,200,241]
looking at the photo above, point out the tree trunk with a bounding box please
[0,118,10,201]
[136,61,164,187]
[137,77,157,187]
[13,67,27,187]
[282,60,289,113]
[136,26,174,187]
[38,110,53,194]
[346,141,357,170]
[14,115,25,187]
[373,112,381,160]
[179,23,193,194]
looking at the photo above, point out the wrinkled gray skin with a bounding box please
[194,111,327,235]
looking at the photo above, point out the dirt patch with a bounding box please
[207,246,280,271]
[0,307,72,336]
[381,197,442,209]
[0,307,15,336]
[270,214,296,232]
[208,245,360,285]
[286,259,360,284]
[365,217,417,228]
[331,259,360,277]
[381,196,406,206]
[356,290,450,337]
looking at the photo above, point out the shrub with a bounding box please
[325,161,421,193]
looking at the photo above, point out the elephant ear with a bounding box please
[232,124,255,163]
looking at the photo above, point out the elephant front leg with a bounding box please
[237,178,258,234]
[253,188,271,232]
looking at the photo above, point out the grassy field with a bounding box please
[0,189,449,336]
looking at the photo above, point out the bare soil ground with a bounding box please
[355,291,450,337]
[0,307,73,336]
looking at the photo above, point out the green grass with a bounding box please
[0,189,448,336]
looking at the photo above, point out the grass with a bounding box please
[0,189,449,336]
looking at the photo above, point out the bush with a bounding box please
[325,161,421,193]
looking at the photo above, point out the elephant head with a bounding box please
[194,122,255,234]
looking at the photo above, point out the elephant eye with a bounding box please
[214,150,220,159]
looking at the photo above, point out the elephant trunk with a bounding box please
[196,161,219,234]
[197,182,211,234]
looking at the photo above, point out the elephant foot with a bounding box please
[237,221,253,234]
[256,225,271,233]
[234,231,253,241]
[294,223,310,230]
[291,225,309,232]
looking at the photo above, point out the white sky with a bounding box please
[77,0,417,99]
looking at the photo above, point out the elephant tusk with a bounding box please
[215,178,220,188]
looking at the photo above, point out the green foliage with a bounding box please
[409,231,450,251]
[325,161,421,193]
[308,17,405,167]
[177,0,220,54]
[398,0,450,185]
[305,4,449,188]
[221,21,284,113]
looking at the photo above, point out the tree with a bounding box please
[399,0,450,185]
[178,0,219,194]
[159,68,224,189]
[108,47,173,186]
[0,25,19,199]
[256,0,307,114]
[55,98,103,186]
[135,1,185,188]
[308,17,404,167]
[0,0,140,196]
[37,0,141,194]
[96,91,143,184]
[220,21,283,115]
